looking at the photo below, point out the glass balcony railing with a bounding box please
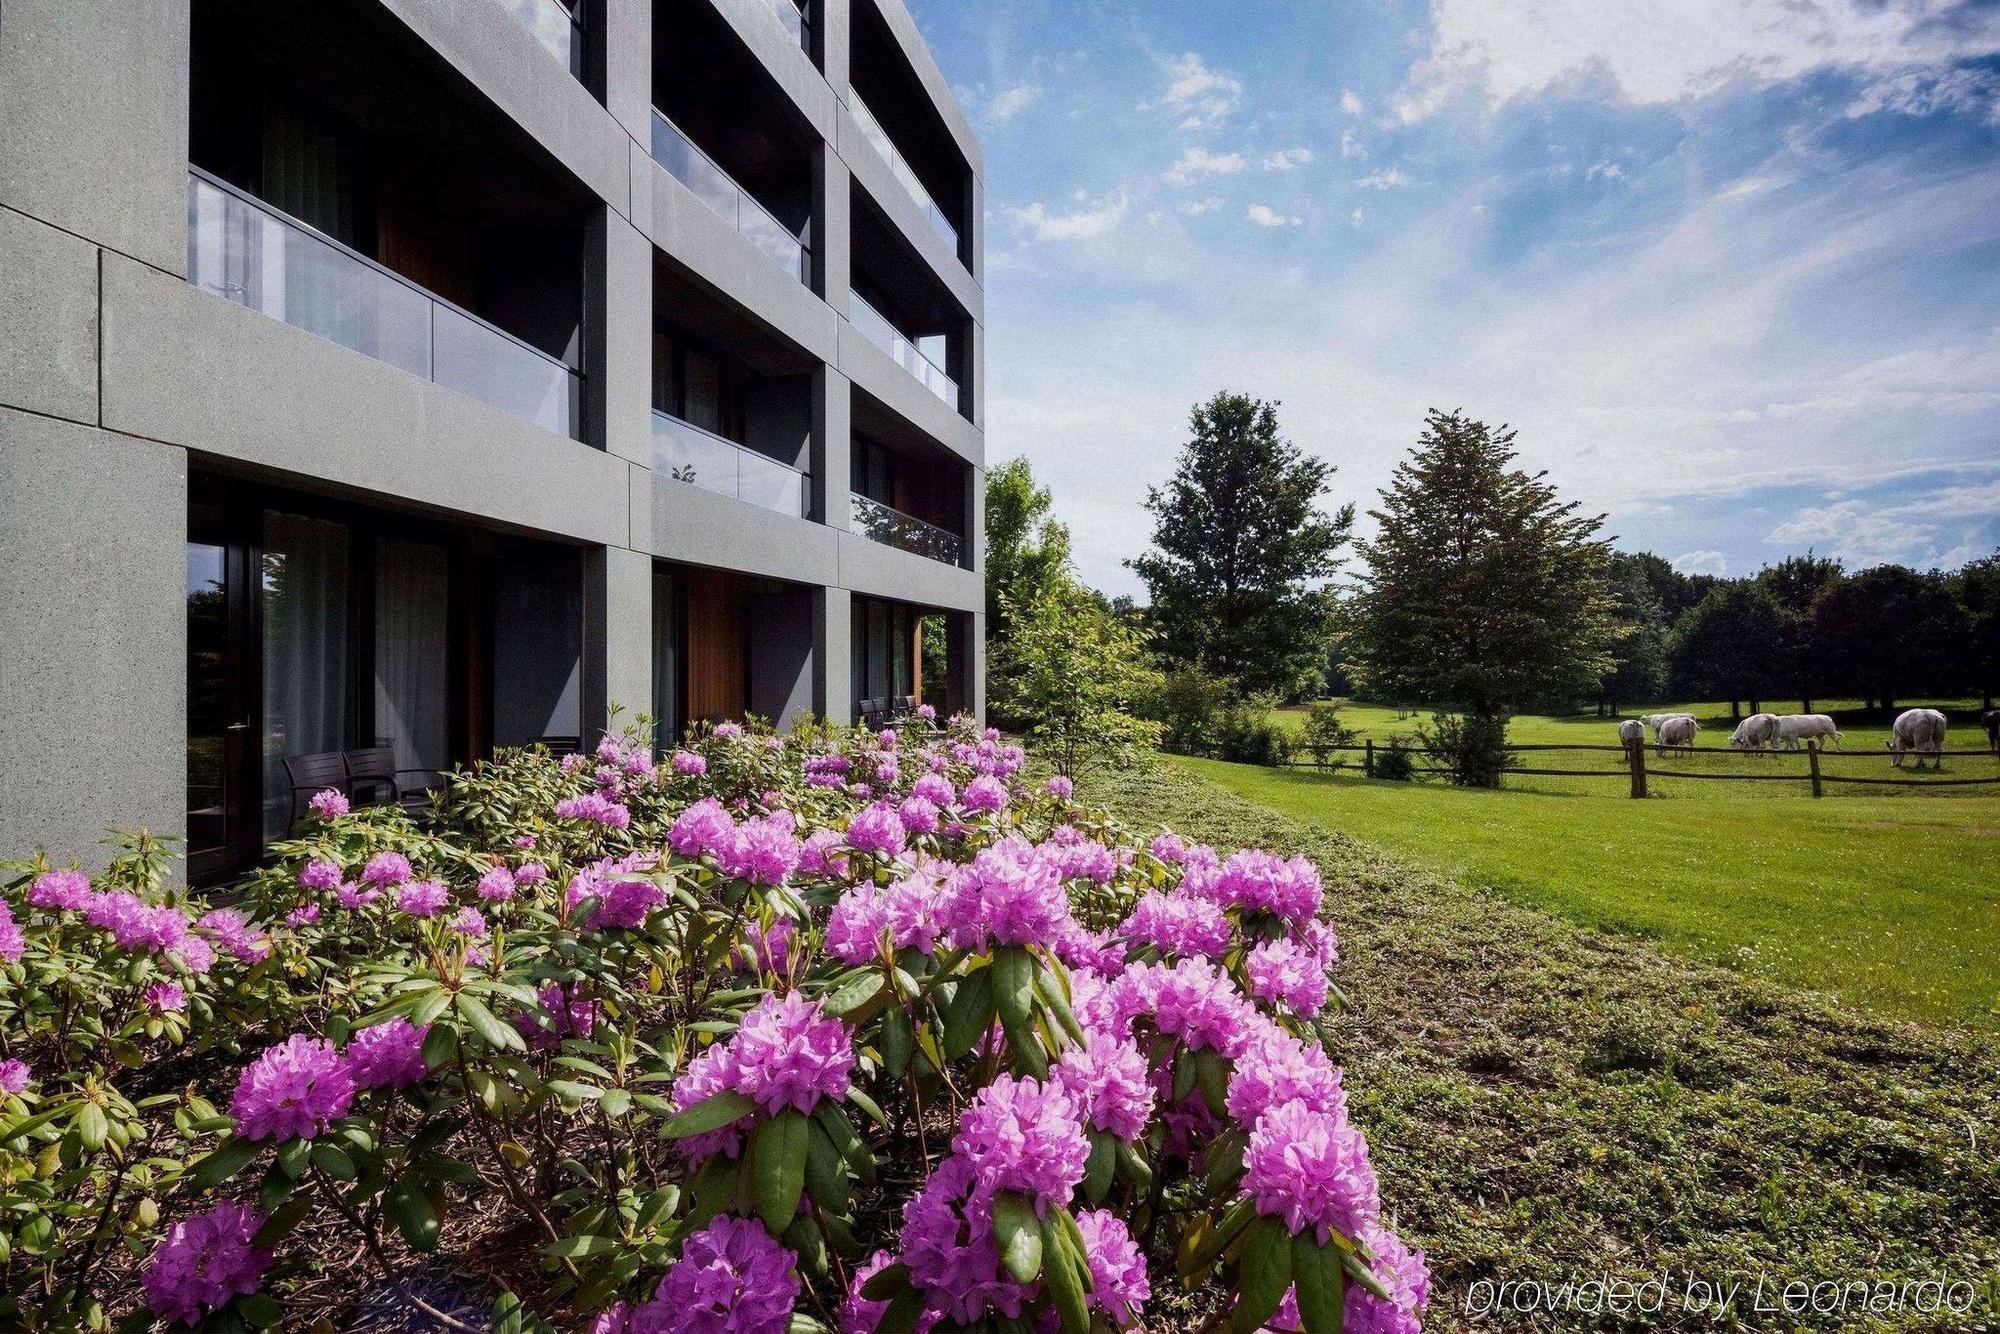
[851,493,963,565]
[849,294,957,408]
[651,411,809,517]
[650,112,810,284]
[187,170,581,438]
[499,0,584,78]
[761,0,810,52]
[848,94,959,253]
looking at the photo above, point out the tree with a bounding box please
[991,581,1161,775]
[1756,552,1844,708]
[1599,552,1671,713]
[1345,410,1624,753]
[1812,565,1970,711]
[1128,393,1353,698]
[1668,582,1788,717]
[1954,552,2000,708]
[985,458,1072,650]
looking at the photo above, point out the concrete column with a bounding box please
[962,463,985,576]
[812,366,851,529]
[819,0,850,99]
[948,609,985,723]
[597,0,653,143]
[966,167,984,286]
[813,585,853,725]
[813,139,852,307]
[0,0,190,275]
[586,206,654,464]
[0,410,187,869]
[963,316,985,430]
[583,545,654,744]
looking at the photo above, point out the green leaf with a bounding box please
[941,967,994,1059]
[845,1087,887,1127]
[251,1194,312,1247]
[541,1233,617,1259]
[662,1091,755,1140]
[1231,1217,1294,1333]
[387,1180,442,1253]
[1039,1209,1091,1334]
[420,1021,460,1069]
[752,1111,809,1235]
[1034,962,1086,1046]
[1292,1233,1345,1334]
[1084,1131,1117,1204]
[823,971,885,1020]
[993,1191,1043,1283]
[309,1144,356,1181]
[457,992,525,1052]
[547,1080,605,1104]
[880,1006,913,1080]
[598,1088,633,1119]
[859,1261,911,1300]
[804,1122,850,1213]
[992,947,1034,1033]
[876,1288,926,1334]
[238,1293,285,1328]
[191,1137,263,1190]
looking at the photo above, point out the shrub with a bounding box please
[1372,738,1419,782]
[1298,702,1360,764]
[1142,668,1231,756]
[0,717,1428,1333]
[1213,699,1295,766]
[1419,711,1516,788]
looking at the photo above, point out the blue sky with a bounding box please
[902,0,2000,600]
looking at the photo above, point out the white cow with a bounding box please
[1888,708,1948,770]
[1656,715,1698,756]
[1639,712,1695,738]
[1729,713,1780,750]
[1774,714,1842,751]
[1617,719,1645,749]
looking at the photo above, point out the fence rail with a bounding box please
[1284,739,2000,796]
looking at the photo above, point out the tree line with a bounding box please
[984,391,2000,778]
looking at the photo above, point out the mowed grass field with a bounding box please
[1174,698,2000,1027]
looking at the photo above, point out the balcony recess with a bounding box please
[850,293,955,407]
[651,112,810,284]
[651,411,808,517]
[848,93,957,253]
[850,493,962,565]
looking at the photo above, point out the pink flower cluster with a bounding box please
[670,992,854,1159]
[938,837,1076,952]
[556,791,632,830]
[592,1215,800,1334]
[141,1200,274,1326]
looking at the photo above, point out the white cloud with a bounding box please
[984,82,1042,123]
[1165,146,1248,186]
[1355,168,1415,190]
[1585,160,1625,181]
[1246,203,1303,228]
[1341,88,1366,116]
[1263,147,1315,171]
[1151,52,1243,129]
[1672,549,1729,576]
[1350,207,1366,227]
[1005,191,1131,242]
[1180,196,1224,216]
[1398,0,2000,122]
[1340,128,1369,160]
[1764,491,1997,569]
[1846,65,2000,125]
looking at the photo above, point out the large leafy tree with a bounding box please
[1345,409,1623,721]
[1668,582,1789,717]
[1128,393,1353,697]
[1755,552,1844,708]
[984,457,1071,649]
[1812,565,1970,711]
[1954,551,2000,708]
[1599,552,1671,711]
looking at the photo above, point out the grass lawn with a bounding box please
[1168,756,2000,1029]
[1074,757,2000,1330]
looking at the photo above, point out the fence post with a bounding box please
[1365,740,1375,779]
[1628,737,1647,799]
[1807,740,1822,799]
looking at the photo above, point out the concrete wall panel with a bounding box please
[0,409,185,869]
[0,209,98,423]
[639,469,842,586]
[709,0,836,137]
[837,321,983,464]
[837,104,981,314]
[835,531,981,611]
[0,0,189,273]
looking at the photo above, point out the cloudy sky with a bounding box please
[902,0,2000,600]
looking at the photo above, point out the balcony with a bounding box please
[851,493,963,565]
[499,0,584,78]
[187,170,581,437]
[651,112,810,284]
[850,294,956,408]
[848,94,958,253]
[651,411,808,517]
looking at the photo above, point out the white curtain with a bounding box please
[261,512,349,838]
[374,538,450,780]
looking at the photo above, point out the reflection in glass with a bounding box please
[261,512,349,839]
[649,113,809,282]
[847,94,959,251]
[186,542,231,857]
[849,493,963,565]
[650,412,808,517]
[849,294,957,408]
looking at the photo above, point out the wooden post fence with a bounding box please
[1628,738,1647,799]
[1364,739,1375,779]
[1807,740,1822,798]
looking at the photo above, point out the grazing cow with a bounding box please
[1887,708,1948,770]
[1729,713,1780,750]
[1984,709,1999,755]
[1656,715,1698,756]
[1774,714,1842,751]
[1639,712,1694,738]
[1617,719,1645,749]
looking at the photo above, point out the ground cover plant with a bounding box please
[1077,757,2000,1331]
[0,718,1427,1333]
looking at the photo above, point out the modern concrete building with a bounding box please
[0,0,985,882]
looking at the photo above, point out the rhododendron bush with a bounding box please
[0,716,1428,1333]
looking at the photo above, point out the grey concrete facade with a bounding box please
[0,0,985,870]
